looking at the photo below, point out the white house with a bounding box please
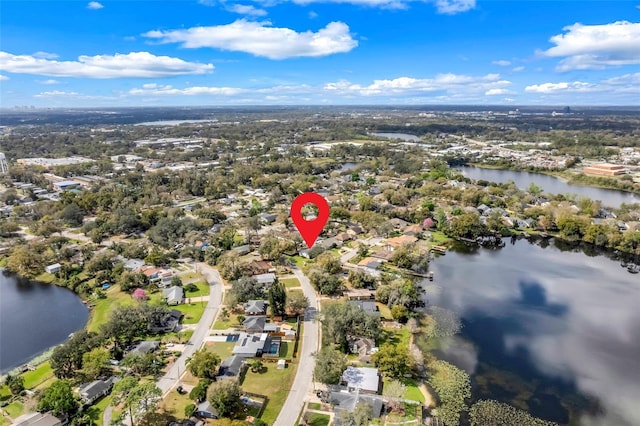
[45,263,62,274]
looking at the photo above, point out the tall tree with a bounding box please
[37,380,78,417]
[314,347,346,385]
[112,377,161,426]
[268,279,287,317]
[207,380,242,418]
[187,350,221,380]
[80,347,111,381]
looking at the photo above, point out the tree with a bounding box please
[383,380,406,411]
[4,374,24,396]
[249,360,263,373]
[286,292,309,316]
[428,360,471,426]
[217,253,243,281]
[447,212,485,238]
[112,377,161,426]
[121,352,163,377]
[132,288,147,302]
[391,305,409,323]
[230,276,263,303]
[339,401,373,426]
[268,280,287,317]
[6,246,45,278]
[314,347,346,385]
[80,347,111,381]
[207,380,242,418]
[187,350,221,380]
[371,344,413,379]
[170,275,183,287]
[309,270,343,295]
[321,301,381,348]
[469,400,558,426]
[189,379,211,403]
[50,330,104,379]
[37,380,78,416]
[316,252,342,274]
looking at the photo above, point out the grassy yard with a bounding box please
[288,256,308,268]
[304,412,330,426]
[241,360,298,425]
[212,312,242,330]
[184,280,209,297]
[92,395,111,426]
[376,302,393,320]
[4,400,23,418]
[379,326,410,348]
[87,286,134,332]
[173,302,205,324]
[205,341,236,359]
[179,271,200,282]
[161,390,192,421]
[22,362,53,389]
[281,277,300,288]
[383,377,424,403]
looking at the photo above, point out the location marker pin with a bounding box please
[290,192,330,249]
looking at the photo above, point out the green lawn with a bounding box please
[305,412,330,426]
[179,271,200,281]
[4,401,24,418]
[288,256,307,268]
[377,302,393,320]
[212,312,241,330]
[379,326,410,348]
[279,341,295,359]
[0,385,11,402]
[93,395,112,426]
[205,342,236,359]
[384,377,425,403]
[281,278,300,288]
[307,402,322,410]
[241,361,298,425]
[161,390,192,421]
[22,362,53,389]
[184,281,209,297]
[87,286,134,332]
[173,302,205,324]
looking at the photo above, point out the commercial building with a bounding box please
[0,153,9,174]
[583,164,627,176]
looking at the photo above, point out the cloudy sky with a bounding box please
[1,0,639,106]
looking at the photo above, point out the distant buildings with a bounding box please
[16,156,94,167]
[583,163,628,176]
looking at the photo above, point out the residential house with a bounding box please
[11,412,62,426]
[78,377,115,405]
[385,235,418,251]
[258,213,277,224]
[318,237,343,250]
[232,245,252,256]
[45,263,61,274]
[244,300,267,315]
[162,286,184,305]
[242,316,277,333]
[348,337,376,361]
[349,300,380,317]
[330,389,384,426]
[149,309,183,333]
[246,260,272,275]
[217,355,247,380]
[122,258,145,271]
[253,273,277,286]
[128,340,159,356]
[344,288,375,301]
[341,366,381,394]
[194,401,218,419]
[232,332,271,358]
[389,218,409,230]
[403,224,424,237]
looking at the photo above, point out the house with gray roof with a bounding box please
[217,355,247,380]
[254,273,277,286]
[162,286,184,305]
[243,316,278,333]
[11,412,62,426]
[78,377,115,404]
[341,366,381,394]
[243,300,267,315]
[349,300,380,317]
[330,389,385,426]
[129,340,159,356]
[232,332,271,358]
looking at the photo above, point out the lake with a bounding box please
[455,166,640,208]
[0,272,89,373]
[425,239,640,425]
[371,132,421,141]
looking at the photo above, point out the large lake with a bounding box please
[425,239,640,425]
[455,166,640,208]
[0,272,89,373]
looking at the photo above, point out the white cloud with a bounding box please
[35,90,80,97]
[288,0,474,12]
[324,73,511,96]
[512,66,525,72]
[541,21,640,71]
[525,81,593,94]
[38,79,60,85]
[485,88,516,96]
[87,1,104,9]
[143,20,357,59]
[0,74,9,81]
[129,84,247,96]
[227,4,268,16]
[0,51,214,78]
[309,10,318,18]
[492,60,511,66]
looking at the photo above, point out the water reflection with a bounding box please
[426,240,640,425]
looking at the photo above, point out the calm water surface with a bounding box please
[0,272,88,373]
[455,166,640,208]
[425,239,640,425]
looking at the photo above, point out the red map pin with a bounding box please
[290,192,330,249]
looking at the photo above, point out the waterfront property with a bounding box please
[341,367,381,394]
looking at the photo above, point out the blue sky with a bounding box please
[1,0,639,106]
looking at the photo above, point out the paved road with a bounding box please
[157,263,223,395]
[273,267,320,426]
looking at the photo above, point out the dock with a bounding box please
[431,245,447,254]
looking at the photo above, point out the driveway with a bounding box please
[273,267,320,426]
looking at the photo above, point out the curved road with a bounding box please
[273,267,320,426]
